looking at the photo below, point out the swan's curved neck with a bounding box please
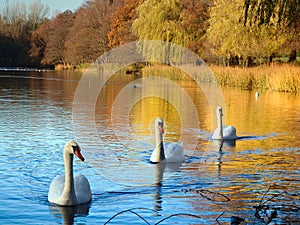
[154,127,165,162]
[61,149,77,204]
[216,112,223,139]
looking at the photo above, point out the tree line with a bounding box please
[0,0,299,68]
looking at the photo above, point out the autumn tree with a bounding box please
[0,1,49,66]
[29,19,50,67]
[40,10,75,66]
[64,0,117,65]
[27,1,50,30]
[108,0,139,47]
[178,0,211,55]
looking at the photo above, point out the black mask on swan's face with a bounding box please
[67,141,84,161]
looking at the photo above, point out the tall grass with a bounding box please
[140,63,300,93]
[141,64,192,81]
[210,64,300,93]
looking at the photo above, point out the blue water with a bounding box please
[0,71,299,224]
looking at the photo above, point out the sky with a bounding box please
[0,0,87,16]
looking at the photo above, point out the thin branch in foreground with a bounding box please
[104,207,156,225]
[104,207,217,224]
[154,213,203,225]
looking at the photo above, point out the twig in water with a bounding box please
[216,211,225,224]
[104,207,156,225]
[196,189,230,202]
[154,213,203,225]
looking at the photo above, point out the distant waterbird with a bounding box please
[255,91,259,100]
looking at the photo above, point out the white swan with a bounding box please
[48,141,92,206]
[255,91,259,100]
[150,117,185,163]
[212,106,237,140]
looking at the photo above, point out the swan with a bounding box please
[48,141,92,206]
[150,117,185,163]
[212,106,237,140]
[255,91,259,100]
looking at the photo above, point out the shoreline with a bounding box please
[2,63,299,93]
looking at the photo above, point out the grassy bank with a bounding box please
[210,64,300,93]
[141,64,300,93]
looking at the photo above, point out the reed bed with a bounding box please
[140,64,300,93]
[210,64,300,93]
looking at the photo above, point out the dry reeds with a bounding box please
[210,64,300,93]
[140,64,300,93]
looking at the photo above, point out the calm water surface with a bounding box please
[0,69,299,224]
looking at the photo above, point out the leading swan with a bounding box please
[212,106,237,140]
[48,141,92,206]
[150,117,185,163]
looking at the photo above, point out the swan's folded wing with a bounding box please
[48,175,65,203]
[164,143,185,162]
[74,174,92,204]
[223,125,237,140]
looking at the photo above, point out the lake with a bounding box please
[0,68,299,224]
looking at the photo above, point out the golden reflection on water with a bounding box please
[22,70,300,222]
[129,97,181,141]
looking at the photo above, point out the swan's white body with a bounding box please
[212,107,237,140]
[150,118,185,163]
[48,141,92,206]
[255,91,259,100]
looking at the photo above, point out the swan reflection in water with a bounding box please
[49,203,90,225]
[152,161,183,213]
[213,139,236,177]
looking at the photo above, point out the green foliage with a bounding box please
[132,0,211,62]
[244,0,300,28]
[132,0,182,43]
[207,0,288,66]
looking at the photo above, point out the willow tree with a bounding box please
[132,0,182,63]
[132,0,211,63]
[207,0,287,66]
[244,0,300,62]
[244,0,300,28]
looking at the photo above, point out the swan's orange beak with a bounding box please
[74,149,85,161]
